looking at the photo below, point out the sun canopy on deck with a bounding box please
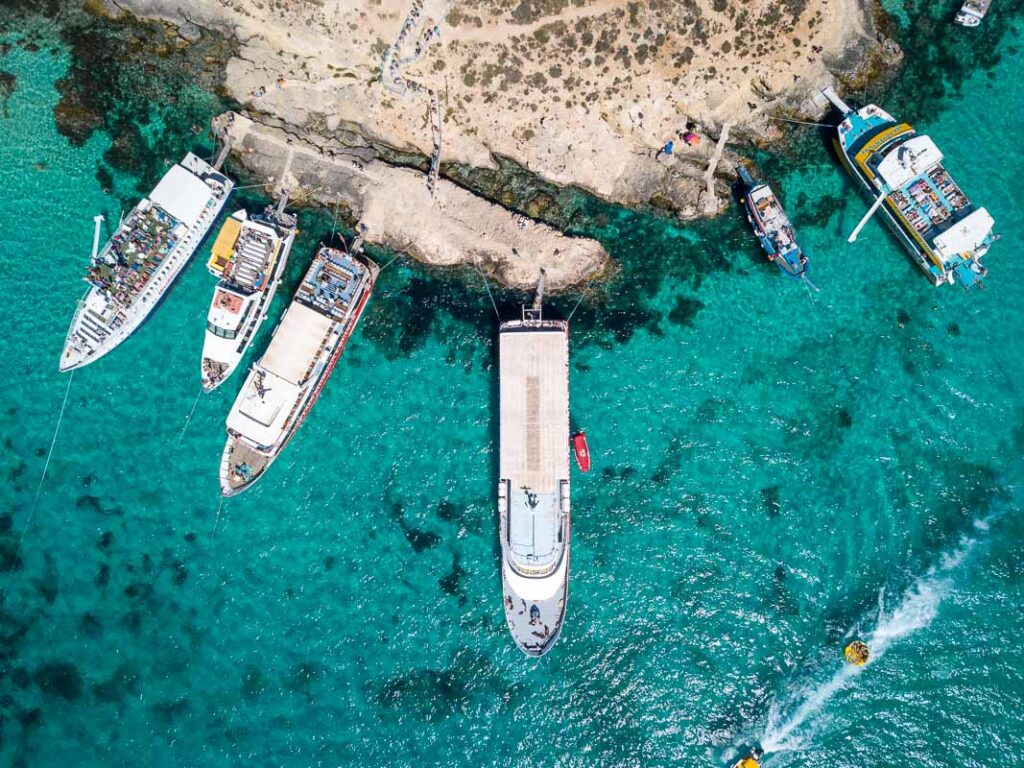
[150,164,212,226]
[877,135,943,190]
[260,303,333,385]
[209,214,243,273]
[933,208,994,264]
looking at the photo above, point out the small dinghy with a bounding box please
[572,431,591,473]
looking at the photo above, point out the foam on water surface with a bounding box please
[760,519,992,755]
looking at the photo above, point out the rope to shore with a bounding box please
[567,269,602,321]
[0,370,75,606]
[475,264,501,319]
[330,200,340,242]
[177,387,204,445]
[379,251,404,272]
[768,115,837,128]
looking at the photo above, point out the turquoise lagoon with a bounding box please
[1,5,1023,767]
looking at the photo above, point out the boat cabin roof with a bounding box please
[227,367,300,449]
[499,323,569,575]
[150,164,213,226]
[876,135,943,190]
[933,208,994,264]
[260,302,333,385]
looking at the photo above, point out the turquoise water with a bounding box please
[2,6,1024,767]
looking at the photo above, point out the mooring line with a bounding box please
[567,269,601,321]
[767,115,837,128]
[475,263,501,319]
[802,275,821,311]
[379,251,403,272]
[210,497,225,540]
[1,370,75,605]
[177,387,204,445]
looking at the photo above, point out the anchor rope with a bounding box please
[177,387,204,445]
[1,370,75,605]
[802,275,821,311]
[211,497,225,540]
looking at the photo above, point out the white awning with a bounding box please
[260,303,332,385]
[226,368,300,448]
[933,208,994,263]
[150,164,212,226]
[877,135,943,190]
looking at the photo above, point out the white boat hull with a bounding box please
[60,154,233,372]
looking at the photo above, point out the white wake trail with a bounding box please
[759,520,989,754]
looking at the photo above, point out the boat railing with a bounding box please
[62,290,91,354]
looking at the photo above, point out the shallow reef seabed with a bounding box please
[0,2,1023,767]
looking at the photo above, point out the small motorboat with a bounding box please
[737,165,812,283]
[731,747,764,768]
[955,0,991,27]
[572,431,591,473]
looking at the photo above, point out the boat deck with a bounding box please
[229,224,279,291]
[887,164,971,241]
[499,322,569,570]
[498,318,570,656]
[295,247,367,322]
[750,186,797,252]
[221,436,271,495]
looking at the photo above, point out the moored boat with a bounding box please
[498,272,571,657]
[219,240,378,496]
[60,153,233,371]
[572,431,591,473]
[201,202,298,391]
[955,0,991,26]
[823,87,997,288]
[737,166,811,282]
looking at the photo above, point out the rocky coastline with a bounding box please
[56,0,902,288]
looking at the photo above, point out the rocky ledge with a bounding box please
[219,112,608,290]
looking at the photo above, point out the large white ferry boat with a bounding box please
[498,275,571,657]
[219,242,378,496]
[201,204,298,391]
[60,153,233,372]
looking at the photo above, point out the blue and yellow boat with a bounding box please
[823,87,997,289]
[737,166,810,282]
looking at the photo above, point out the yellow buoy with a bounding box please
[844,640,870,666]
